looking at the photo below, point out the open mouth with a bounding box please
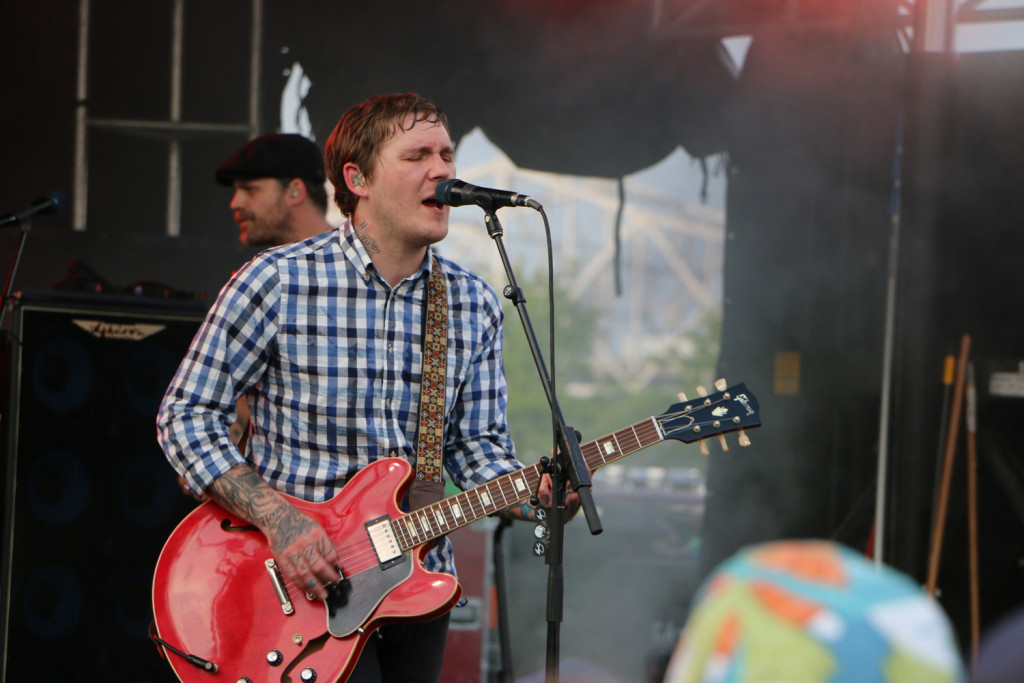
[422,197,443,209]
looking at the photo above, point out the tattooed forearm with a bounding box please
[208,466,296,533]
[354,220,381,255]
[208,466,340,595]
[499,501,543,523]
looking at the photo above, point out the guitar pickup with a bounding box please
[365,516,405,570]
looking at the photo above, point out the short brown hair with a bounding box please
[324,93,450,217]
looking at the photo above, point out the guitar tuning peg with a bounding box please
[738,430,752,447]
[699,383,730,451]
[693,387,710,456]
[683,388,712,455]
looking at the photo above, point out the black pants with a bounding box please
[347,613,451,683]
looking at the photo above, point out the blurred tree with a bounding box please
[501,272,722,471]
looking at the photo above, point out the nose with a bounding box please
[229,189,244,210]
[429,153,453,181]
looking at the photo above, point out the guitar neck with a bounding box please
[390,416,664,551]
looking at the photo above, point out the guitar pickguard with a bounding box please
[325,551,413,637]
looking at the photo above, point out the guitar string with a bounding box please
[190,396,742,613]
[298,466,547,576]
[269,399,730,592]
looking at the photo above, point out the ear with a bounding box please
[286,179,305,203]
[343,162,368,197]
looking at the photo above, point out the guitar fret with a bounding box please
[433,501,447,533]
[463,495,481,522]
[474,499,483,519]
[393,519,406,548]
[580,442,598,471]
[612,432,625,458]
[602,428,626,454]
[502,479,516,505]
[402,518,414,546]
[494,480,510,509]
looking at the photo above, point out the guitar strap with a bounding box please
[408,255,447,511]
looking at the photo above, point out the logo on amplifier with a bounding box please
[73,319,167,341]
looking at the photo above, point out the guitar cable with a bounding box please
[148,619,219,673]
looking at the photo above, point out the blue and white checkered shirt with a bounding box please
[158,221,521,575]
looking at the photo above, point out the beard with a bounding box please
[237,207,291,248]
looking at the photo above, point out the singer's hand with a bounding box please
[538,472,581,520]
[262,506,343,602]
[500,469,582,524]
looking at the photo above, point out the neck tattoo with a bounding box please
[355,220,381,255]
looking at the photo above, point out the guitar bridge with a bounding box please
[265,558,295,615]
[365,516,405,569]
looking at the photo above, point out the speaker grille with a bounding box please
[2,290,207,681]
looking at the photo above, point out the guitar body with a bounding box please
[152,458,461,682]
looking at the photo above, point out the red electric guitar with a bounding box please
[151,382,760,682]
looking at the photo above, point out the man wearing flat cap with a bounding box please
[215,132,332,248]
[205,134,333,453]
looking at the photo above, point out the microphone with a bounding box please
[435,179,541,211]
[0,191,69,229]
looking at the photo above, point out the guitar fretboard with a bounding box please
[389,416,666,551]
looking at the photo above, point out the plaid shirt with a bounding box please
[158,221,521,575]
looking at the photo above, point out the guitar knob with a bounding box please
[236,678,253,683]
[266,649,283,666]
[300,667,318,681]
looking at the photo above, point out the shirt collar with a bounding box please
[341,219,434,286]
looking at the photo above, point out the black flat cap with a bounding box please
[215,133,325,186]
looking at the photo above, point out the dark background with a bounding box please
[2,0,1023,680]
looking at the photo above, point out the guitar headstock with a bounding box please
[658,379,760,452]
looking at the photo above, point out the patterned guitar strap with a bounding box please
[408,255,447,511]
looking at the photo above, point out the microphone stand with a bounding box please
[0,218,33,355]
[480,206,602,683]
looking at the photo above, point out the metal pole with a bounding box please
[73,0,90,231]
[877,0,955,574]
[166,0,184,237]
[249,0,263,137]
